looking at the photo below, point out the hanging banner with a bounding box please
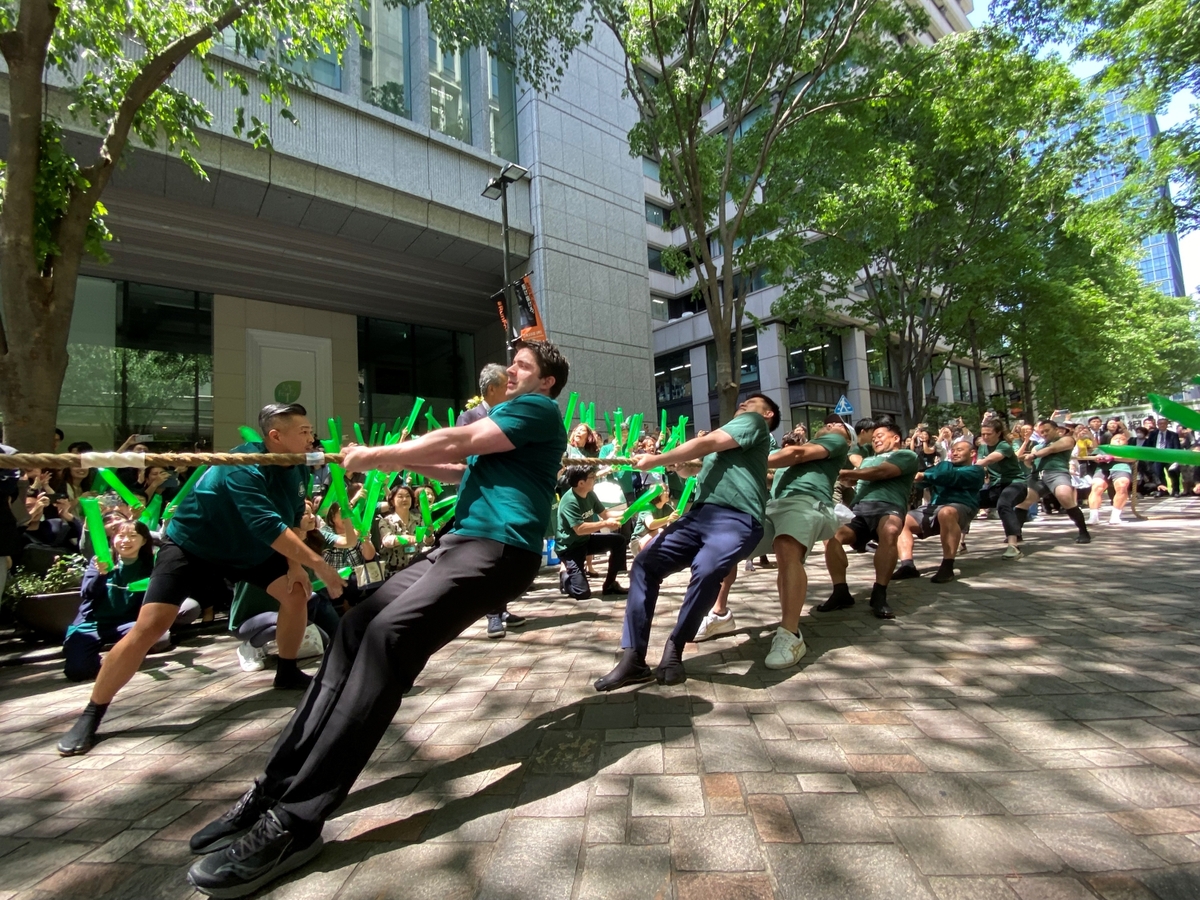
[495,274,548,342]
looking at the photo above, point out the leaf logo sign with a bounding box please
[275,381,302,404]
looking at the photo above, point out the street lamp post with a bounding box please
[482,163,529,362]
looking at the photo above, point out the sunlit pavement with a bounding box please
[3,496,1200,899]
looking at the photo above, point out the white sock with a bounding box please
[1109,509,1122,523]
[1086,510,1100,524]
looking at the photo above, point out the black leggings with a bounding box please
[981,482,1029,540]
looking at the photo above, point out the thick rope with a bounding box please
[0,451,345,470]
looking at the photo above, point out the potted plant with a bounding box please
[3,554,86,639]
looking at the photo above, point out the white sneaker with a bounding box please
[237,640,266,672]
[1109,510,1123,524]
[296,623,325,660]
[694,610,736,642]
[1086,510,1100,525]
[764,627,807,670]
[743,559,755,573]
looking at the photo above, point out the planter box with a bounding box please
[15,590,82,639]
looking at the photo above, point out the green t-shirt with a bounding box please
[556,489,606,552]
[453,393,566,554]
[854,448,920,512]
[695,411,771,523]
[923,460,985,511]
[771,433,850,503]
[1110,462,1132,478]
[1033,439,1073,473]
[981,440,1025,483]
[632,502,675,539]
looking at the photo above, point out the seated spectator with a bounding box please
[631,486,676,556]
[376,485,421,573]
[135,465,179,507]
[313,501,381,607]
[50,463,95,511]
[63,519,199,681]
[21,486,82,559]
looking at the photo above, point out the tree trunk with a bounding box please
[1021,352,1035,421]
[967,316,987,425]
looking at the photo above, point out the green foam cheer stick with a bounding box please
[425,410,441,431]
[402,398,425,437]
[660,409,668,439]
[448,408,456,428]
[327,417,343,451]
[355,472,386,537]
[96,468,144,510]
[1149,393,1200,433]
[1099,444,1200,467]
[139,494,163,530]
[431,507,456,530]
[419,489,433,527]
[125,577,151,592]
[239,425,261,443]
[620,484,663,525]
[563,391,579,432]
[162,465,208,524]
[353,422,366,445]
[585,402,596,430]
[431,494,458,513]
[79,497,114,569]
[311,566,354,592]
[676,476,697,516]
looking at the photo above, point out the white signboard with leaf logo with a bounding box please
[245,329,333,429]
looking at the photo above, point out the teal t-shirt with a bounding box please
[771,433,850,503]
[453,393,566,554]
[854,448,919,511]
[695,412,771,523]
[95,557,152,627]
[556,489,606,552]
[981,440,1025,483]
[166,441,305,567]
[923,460,985,511]
[633,502,674,539]
[1110,462,1133,479]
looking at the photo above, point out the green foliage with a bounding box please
[1,555,86,607]
[995,0,1200,235]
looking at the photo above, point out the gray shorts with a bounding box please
[847,501,907,553]
[752,494,839,557]
[1029,470,1073,498]
[908,503,975,539]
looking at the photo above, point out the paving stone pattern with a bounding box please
[3,502,1200,898]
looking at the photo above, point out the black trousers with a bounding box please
[558,533,627,599]
[262,534,541,834]
[980,481,1029,540]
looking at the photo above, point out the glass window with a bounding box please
[668,293,705,319]
[645,201,668,227]
[285,42,342,90]
[655,350,692,404]
[58,277,213,449]
[358,317,474,429]
[790,405,835,437]
[651,295,669,322]
[867,346,893,387]
[706,330,759,391]
[786,330,843,380]
[361,3,410,117]
[648,246,665,272]
[953,364,975,402]
[429,34,471,142]
[642,157,660,180]
[487,48,518,160]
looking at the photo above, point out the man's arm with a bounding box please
[270,529,346,598]
[842,462,902,482]
[343,418,516,474]
[634,430,738,471]
[768,442,831,468]
[1029,435,1075,459]
[976,449,1008,468]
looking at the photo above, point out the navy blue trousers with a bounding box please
[620,503,762,654]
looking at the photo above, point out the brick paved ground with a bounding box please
[3,498,1200,899]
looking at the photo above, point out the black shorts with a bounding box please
[846,502,906,552]
[142,538,290,608]
[908,504,975,539]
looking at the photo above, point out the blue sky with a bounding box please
[967,0,1198,296]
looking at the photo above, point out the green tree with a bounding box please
[0,0,589,451]
[769,30,1111,425]
[595,0,921,423]
[995,0,1200,235]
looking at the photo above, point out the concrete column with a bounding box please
[844,327,871,421]
[689,344,710,433]
[342,25,363,101]
[469,47,490,154]
[759,322,791,432]
[409,6,431,127]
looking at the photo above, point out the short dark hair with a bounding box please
[875,420,904,439]
[67,440,94,453]
[853,417,877,435]
[512,339,569,399]
[54,428,65,440]
[259,403,307,436]
[745,392,781,432]
[1037,418,1060,429]
[564,465,594,488]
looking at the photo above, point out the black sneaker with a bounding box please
[891,562,920,580]
[487,614,506,639]
[870,586,895,620]
[190,780,275,855]
[816,587,855,612]
[1075,532,1091,544]
[601,582,629,595]
[930,561,956,584]
[188,810,323,898]
[502,611,526,628]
